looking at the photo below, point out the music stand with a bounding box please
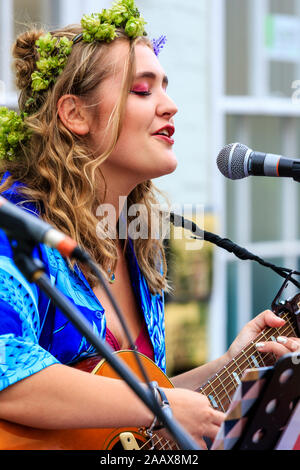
[211,353,300,450]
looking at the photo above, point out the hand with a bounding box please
[256,335,300,359]
[227,310,286,361]
[165,388,225,449]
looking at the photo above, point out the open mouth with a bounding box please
[152,125,175,144]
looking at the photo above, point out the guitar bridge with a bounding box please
[119,432,140,450]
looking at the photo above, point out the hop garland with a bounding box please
[26,0,147,102]
[31,33,73,93]
[81,0,147,43]
[0,108,30,161]
[1,0,166,162]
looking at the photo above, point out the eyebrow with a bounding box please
[135,71,169,86]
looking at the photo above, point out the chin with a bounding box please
[145,160,177,180]
[133,153,178,182]
[159,155,178,176]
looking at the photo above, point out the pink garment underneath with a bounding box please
[105,320,154,361]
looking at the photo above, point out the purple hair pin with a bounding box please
[152,35,167,56]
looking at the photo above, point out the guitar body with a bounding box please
[0,299,299,450]
[0,351,174,450]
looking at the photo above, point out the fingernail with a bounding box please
[277,337,288,344]
[291,342,299,352]
[256,342,265,350]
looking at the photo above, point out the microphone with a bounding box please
[0,196,88,261]
[217,142,300,181]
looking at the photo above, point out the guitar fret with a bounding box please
[232,357,243,376]
[232,371,241,386]
[196,312,299,417]
[208,393,219,409]
[254,348,267,367]
[205,380,223,410]
[219,376,231,404]
[215,372,230,411]
[250,354,260,368]
[241,349,254,368]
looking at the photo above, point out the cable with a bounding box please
[169,212,300,290]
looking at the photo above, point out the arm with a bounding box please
[0,363,154,430]
[0,362,224,448]
[171,352,230,390]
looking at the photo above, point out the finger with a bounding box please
[202,423,222,440]
[249,310,285,335]
[257,310,286,329]
[211,410,226,426]
[255,341,288,357]
[277,336,300,352]
[198,438,208,450]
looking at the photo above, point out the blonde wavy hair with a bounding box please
[0,24,170,294]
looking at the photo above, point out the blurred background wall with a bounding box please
[1,0,300,376]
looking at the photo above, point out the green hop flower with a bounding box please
[36,33,57,57]
[125,17,146,38]
[95,23,117,42]
[59,36,73,55]
[31,71,50,91]
[31,34,73,94]
[81,13,102,35]
[81,12,117,43]
[100,9,112,23]
[0,108,30,161]
[81,0,147,43]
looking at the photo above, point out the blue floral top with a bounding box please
[0,179,166,392]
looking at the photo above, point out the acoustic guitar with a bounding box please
[0,296,299,450]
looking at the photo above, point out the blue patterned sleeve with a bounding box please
[0,235,59,392]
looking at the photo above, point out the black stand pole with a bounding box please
[10,240,200,451]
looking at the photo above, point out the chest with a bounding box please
[92,252,142,350]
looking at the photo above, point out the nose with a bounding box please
[157,90,178,119]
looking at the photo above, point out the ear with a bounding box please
[57,95,90,136]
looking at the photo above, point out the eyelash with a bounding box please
[130,90,152,96]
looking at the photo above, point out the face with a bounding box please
[88,41,178,193]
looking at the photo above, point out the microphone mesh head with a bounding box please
[217,143,250,180]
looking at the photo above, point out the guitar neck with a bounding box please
[196,311,297,412]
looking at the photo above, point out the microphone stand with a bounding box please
[9,237,200,451]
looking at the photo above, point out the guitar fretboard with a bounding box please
[196,312,297,412]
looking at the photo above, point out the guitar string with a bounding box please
[139,426,181,450]
[199,311,294,399]
[204,350,275,412]
[210,318,296,407]
[139,433,173,451]
[201,317,296,410]
[139,321,294,450]
[138,313,296,449]
[198,315,295,409]
[202,337,278,409]
[201,319,294,409]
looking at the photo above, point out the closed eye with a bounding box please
[130,90,152,96]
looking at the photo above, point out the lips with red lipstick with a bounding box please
[152,125,175,145]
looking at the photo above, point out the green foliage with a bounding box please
[0,108,30,161]
[31,33,73,92]
[81,0,147,43]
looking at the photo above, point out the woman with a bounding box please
[0,1,298,449]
